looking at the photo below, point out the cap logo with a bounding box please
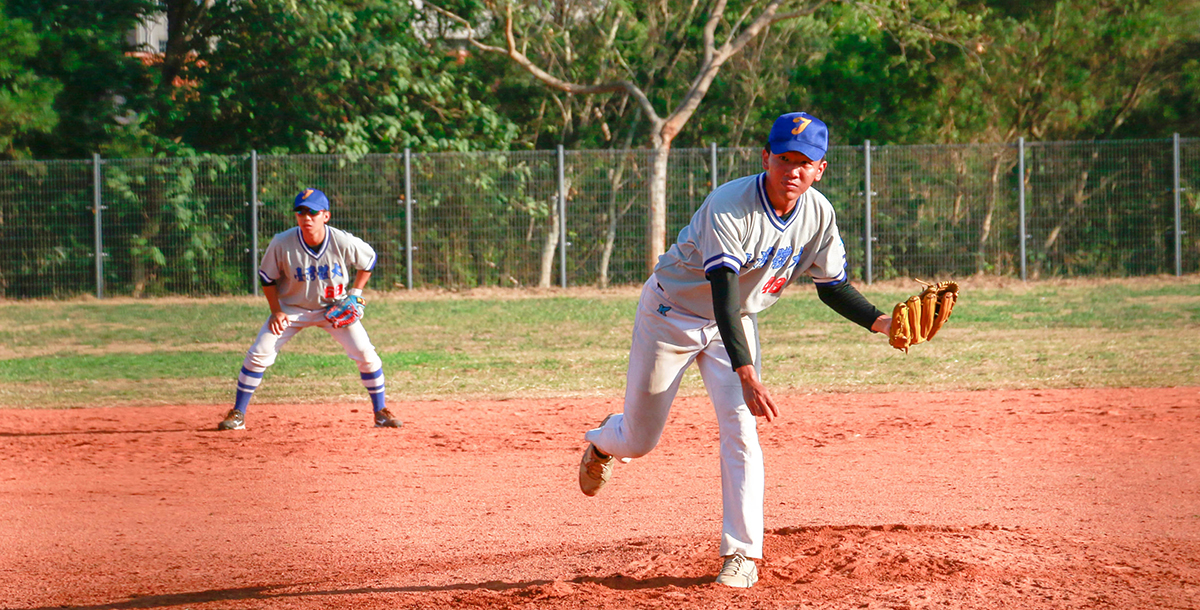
[791,116,813,135]
[301,189,314,200]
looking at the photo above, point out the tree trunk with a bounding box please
[975,153,1007,274]
[538,189,562,288]
[598,152,636,288]
[647,135,672,273]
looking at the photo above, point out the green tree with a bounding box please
[427,0,983,273]
[146,0,516,155]
[7,0,156,159]
[0,4,59,159]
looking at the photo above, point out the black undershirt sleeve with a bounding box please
[816,281,887,331]
[707,267,755,371]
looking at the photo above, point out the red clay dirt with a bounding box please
[2,387,1199,610]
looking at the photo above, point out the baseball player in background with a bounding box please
[217,188,401,431]
[578,112,893,587]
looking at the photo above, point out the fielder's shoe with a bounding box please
[579,414,617,496]
[715,553,758,588]
[217,409,245,431]
[374,408,403,428]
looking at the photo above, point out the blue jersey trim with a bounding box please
[298,228,330,259]
[813,271,848,287]
[756,174,797,232]
[704,260,742,275]
[704,252,744,269]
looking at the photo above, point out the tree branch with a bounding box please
[425,1,662,125]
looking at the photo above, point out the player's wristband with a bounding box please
[348,288,363,297]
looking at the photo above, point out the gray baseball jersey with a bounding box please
[653,172,848,319]
[258,226,377,314]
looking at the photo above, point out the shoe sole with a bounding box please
[217,423,245,431]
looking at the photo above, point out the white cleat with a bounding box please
[715,553,758,588]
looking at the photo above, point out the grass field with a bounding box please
[1,275,1197,409]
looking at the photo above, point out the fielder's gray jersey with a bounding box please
[258,226,377,314]
[653,173,848,318]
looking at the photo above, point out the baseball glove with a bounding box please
[325,294,366,329]
[888,280,959,352]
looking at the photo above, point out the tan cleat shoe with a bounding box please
[374,408,403,428]
[217,409,245,431]
[715,553,758,588]
[579,414,617,496]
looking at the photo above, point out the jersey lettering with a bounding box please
[332,263,345,279]
[317,264,331,280]
[752,247,775,270]
[771,246,794,269]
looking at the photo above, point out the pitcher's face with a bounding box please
[761,149,827,206]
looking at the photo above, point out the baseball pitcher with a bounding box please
[578,112,894,587]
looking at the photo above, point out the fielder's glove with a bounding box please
[325,294,366,328]
[888,280,959,352]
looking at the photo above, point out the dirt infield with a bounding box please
[2,387,1199,609]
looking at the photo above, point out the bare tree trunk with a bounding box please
[647,135,672,273]
[598,152,637,288]
[1043,148,1102,254]
[976,153,1007,274]
[538,191,561,288]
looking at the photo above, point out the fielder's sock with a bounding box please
[233,366,264,413]
[360,369,386,412]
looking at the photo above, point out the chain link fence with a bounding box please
[0,138,1195,299]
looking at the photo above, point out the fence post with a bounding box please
[250,150,259,295]
[557,144,567,289]
[864,140,873,285]
[710,142,718,189]
[404,148,413,290]
[1174,133,1183,277]
[1018,137,1027,282]
[93,153,104,299]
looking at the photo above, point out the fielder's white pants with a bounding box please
[242,309,382,374]
[585,276,765,559]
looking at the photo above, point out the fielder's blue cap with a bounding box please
[767,112,828,160]
[293,188,329,212]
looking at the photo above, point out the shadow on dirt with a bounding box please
[0,429,196,437]
[13,574,713,609]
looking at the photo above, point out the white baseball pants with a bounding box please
[584,275,765,559]
[242,309,382,374]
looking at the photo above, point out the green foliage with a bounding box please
[162,0,517,154]
[0,4,60,159]
[6,0,155,158]
[788,0,1200,144]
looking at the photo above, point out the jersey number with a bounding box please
[324,285,345,299]
[762,277,787,294]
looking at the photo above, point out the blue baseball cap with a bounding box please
[767,112,828,160]
[293,188,329,212]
